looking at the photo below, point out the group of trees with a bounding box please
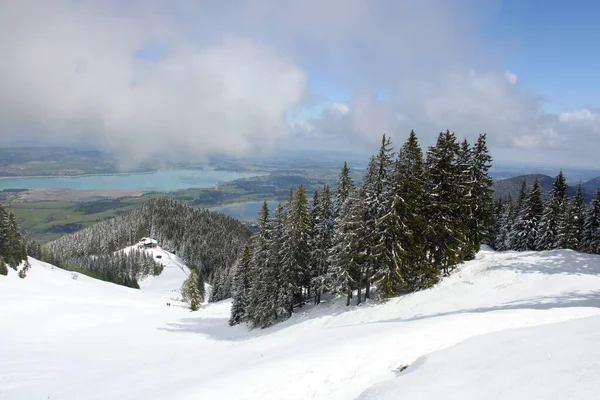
[230,131,494,328]
[488,171,600,253]
[0,202,29,277]
[46,197,251,288]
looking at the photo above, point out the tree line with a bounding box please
[487,171,600,253]
[45,197,251,288]
[229,131,494,328]
[0,201,29,277]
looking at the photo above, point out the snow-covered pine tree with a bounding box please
[229,243,253,326]
[181,269,204,311]
[247,201,281,328]
[571,184,587,251]
[512,178,544,251]
[328,187,361,306]
[486,198,503,249]
[278,185,311,315]
[376,130,434,296]
[309,185,333,305]
[556,198,577,250]
[582,188,600,254]
[425,130,463,275]
[536,171,568,250]
[508,180,528,250]
[494,196,514,251]
[465,133,494,258]
[334,161,354,219]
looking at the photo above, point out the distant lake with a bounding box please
[0,169,260,191]
[209,201,280,222]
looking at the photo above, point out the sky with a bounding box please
[1,0,600,167]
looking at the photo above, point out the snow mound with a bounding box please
[2,248,600,399]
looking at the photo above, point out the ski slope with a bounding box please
[2,247,600,399]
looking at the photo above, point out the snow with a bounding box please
[2,246,600,399]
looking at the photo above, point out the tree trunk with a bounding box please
[346,290,351,306]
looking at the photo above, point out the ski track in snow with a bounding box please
[2,246,600,399]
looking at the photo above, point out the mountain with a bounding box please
[581,176,600,197]
[46,197,251,289]
[3,247,600,399]
[492,174,581,201]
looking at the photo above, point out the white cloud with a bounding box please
[504,71,518,85]
[559,109,596,122]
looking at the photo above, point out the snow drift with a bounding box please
[2,247,600,399]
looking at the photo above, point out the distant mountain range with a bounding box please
[492,174,598,203]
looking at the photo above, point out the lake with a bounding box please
[209,201,280,222]
[0,169,260,191]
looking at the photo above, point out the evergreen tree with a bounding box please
[464,133,494,258]
[309,185,333,304]
[425,131,463,274]
[328,187,360,306]
[279,185,311,315]
[557,199,577,250]
[512,178,543,251]
[508,180,528,249]
[571,184,586,251]
[181,269,204,311]
[229,243,253,326]
[334,162,354,219]
[582,188,600,254]
[376,130,435,296]
[537,171,568,250]
[494,197,514,251]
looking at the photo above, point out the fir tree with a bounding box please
[376,130,435,296]
[279,185,311,315]
[512,178,543,251]
[508,180,528,249]
[309,185,333,304]
[537,171,568,250]
[229,243,253,326]
[181,269,204,311]
[582,188,600,254]
[334,161,355,219]
[425,130,463,274]
[465,133,494,258]
[494,197,514,251]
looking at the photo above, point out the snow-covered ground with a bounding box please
[2,247,600,399]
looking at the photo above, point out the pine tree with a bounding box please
[334,162,354,219]
[537,171,568,250]
[512,178,543,251]
[181,269,204,311]
[582,188,600,254]
[571,183,586,251]
[557,199,577,250]
[247,201,280,327]
[229,243,253,326]
[309,185,333,304]
[494,197,514,251]
[425,131,463,274]
[465,133,494,258]
[328,187,360,306]
[279,185,311,315]
[376,130,435,296]
[508,180,528,249]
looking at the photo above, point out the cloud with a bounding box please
[0,1,306,163]
[1,0,600,167]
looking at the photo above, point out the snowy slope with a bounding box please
[2,247,600,399]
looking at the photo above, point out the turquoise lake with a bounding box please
[0,169,260,191]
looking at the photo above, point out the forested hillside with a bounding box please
[46,198,251,288]
[0,202,29,276]
[229,130,494,328]
[488,171,600,253]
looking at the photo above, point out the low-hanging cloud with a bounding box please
[2,0,600,167]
